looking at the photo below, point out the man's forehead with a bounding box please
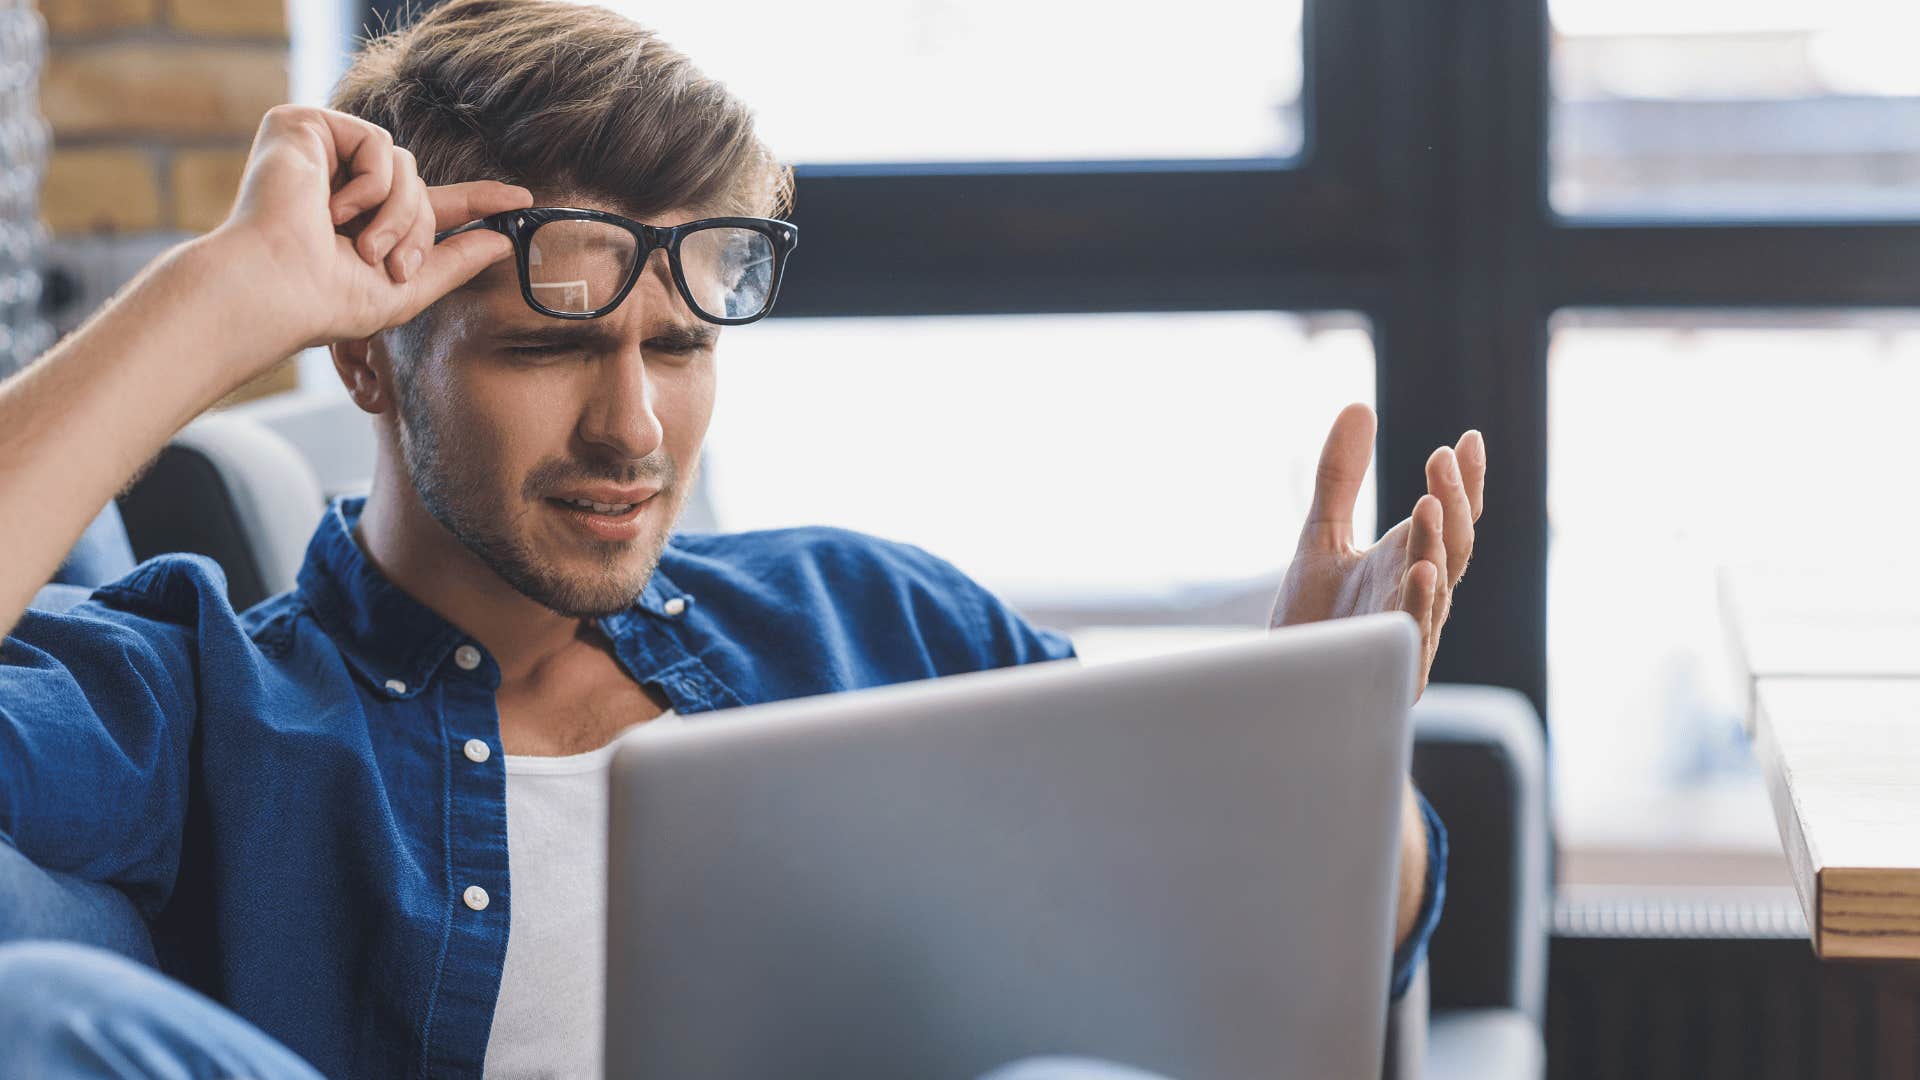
[464,256,524,298]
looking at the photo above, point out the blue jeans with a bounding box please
[0,942,326,1080]
[0,942,1171,1080]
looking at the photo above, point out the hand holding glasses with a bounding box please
[435,208,799,325]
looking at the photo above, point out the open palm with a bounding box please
[1269,403,1486,697]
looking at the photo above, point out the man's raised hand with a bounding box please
[212,105,532,358]
[1267,403,1487,696]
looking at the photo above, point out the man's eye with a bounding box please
[507,344,577,359]
[652,333,719,357]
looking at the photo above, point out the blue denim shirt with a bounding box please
[1,496,1443,1079]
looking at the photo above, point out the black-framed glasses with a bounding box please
[435,209,799,325]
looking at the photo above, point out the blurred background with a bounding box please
[14,0,1920,1074]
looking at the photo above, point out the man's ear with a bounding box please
[332,335,390,415]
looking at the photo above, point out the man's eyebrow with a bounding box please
[490,323,619,349]
[648,323,720,351]
[488,322,718,351]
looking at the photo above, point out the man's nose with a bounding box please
[577,346,665,462]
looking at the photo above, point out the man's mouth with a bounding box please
[551,496,641,517]
[541,488,660,541]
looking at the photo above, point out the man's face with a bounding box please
[385,199,718,618]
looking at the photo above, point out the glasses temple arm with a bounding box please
[432,219,496,245]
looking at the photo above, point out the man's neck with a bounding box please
[355,470,586,685]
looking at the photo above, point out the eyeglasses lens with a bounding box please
[526,220,638,315]
[677,227,777,321]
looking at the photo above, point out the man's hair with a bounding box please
[330,0,791,220]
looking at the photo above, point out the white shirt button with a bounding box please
[463,738,491,764]
[453,645,482,671]
[463,885,489,911]
[384,678,407,695]
[663,597,687,617]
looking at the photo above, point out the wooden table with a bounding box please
[1725,568,1920,959]
[1753,680,1920,959]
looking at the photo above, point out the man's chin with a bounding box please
[550,535,675,609]
[438,494,675,619]
[470,536,661,619]
[543,594,644,620]
[521,571,651,619]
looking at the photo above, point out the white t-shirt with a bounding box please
[480,711,680,1080]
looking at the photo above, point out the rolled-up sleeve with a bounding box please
[1389,787,1448,1001]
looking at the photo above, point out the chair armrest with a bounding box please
[1426,1007,1545,1080]
[1410,684,1550,1025]
[0,840,156,968]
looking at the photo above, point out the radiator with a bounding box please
[1549,889,1920,1079]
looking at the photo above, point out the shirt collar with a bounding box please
[296,496,686,697]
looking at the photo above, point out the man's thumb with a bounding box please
[1304,402,1376,533]
[412,230,514,304]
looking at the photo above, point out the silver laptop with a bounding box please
[606,611,1419,1079]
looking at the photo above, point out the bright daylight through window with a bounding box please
[598,0,1305,163]
[1551,0,1920,216]
[702,313,1374,605]
[1550,312,1920,878]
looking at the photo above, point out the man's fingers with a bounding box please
[1406,493,1446,594]
[1404,558,1440,698]
[1404,494,1447,677]
[403,178,534,299]
[429,180,535,233]
[325,120,396,235]
[1425,446,1475,585]
[387,149,438,283]
[1456,429,1486,521]
[408,229,516,307]
[1304,402,1377,545]
[1401,558,1439,634]
[359,147,420,269]
[391,176,437,284]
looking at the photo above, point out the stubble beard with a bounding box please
[396,386,681,619]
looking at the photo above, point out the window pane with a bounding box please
[703,312,1372,598]
[1548,311,1920,878]
[594,1,1303,164]
[1550,0,1920,217]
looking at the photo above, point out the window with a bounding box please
[703,311,1372,596]
[1538,0,1920,882]
[1548,311,1920,867]
[598,0,1306,164]
[1551,0,1920,217]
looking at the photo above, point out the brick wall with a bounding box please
[36,0,296,402]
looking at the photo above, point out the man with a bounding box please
[0,0,1484,1075]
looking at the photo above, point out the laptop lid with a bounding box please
[606,611,1419,1079]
